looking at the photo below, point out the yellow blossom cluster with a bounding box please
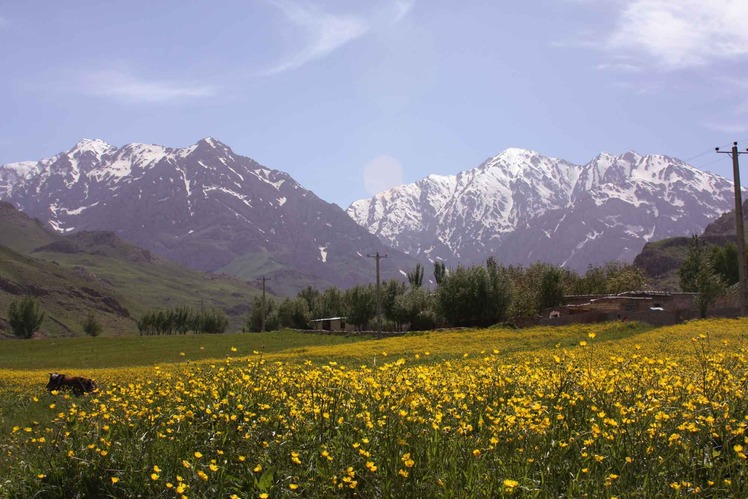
[2,319,748,496]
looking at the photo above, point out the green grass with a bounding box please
[0,321,656,371]
[0,329,370,370]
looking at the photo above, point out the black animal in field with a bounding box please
[46,373,97,396]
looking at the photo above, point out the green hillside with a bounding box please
[0,207,261,337]
[0,244,134,337]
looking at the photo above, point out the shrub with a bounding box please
[8,295,45,339]
[82,311,103,337]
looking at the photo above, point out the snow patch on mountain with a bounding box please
[0,137,416,291]
[348,148,737,271]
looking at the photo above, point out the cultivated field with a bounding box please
[2,319,748,497]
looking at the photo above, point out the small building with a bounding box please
[543,291,699,326]
[309,317,356,332]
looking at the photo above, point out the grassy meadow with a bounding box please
[2,319,748,497]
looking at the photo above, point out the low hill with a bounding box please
[0,205,261,337]
[0,243,134,337]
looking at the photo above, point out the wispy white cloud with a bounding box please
[261,1,370,75]
[0,16,9,29]
[606,0,748,70]
[596,62,642,73]
[85,68,215,103]
[391,0,415,24]
[705,122,748,134]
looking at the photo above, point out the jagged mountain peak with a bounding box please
[0,138,416,293]
[476,148,575,183]
[494,147,544,163]
[197,136,227,148]
[348,148,736,271]
[68,138,118,164]
[72,137,115,151]
[192,137,235,156]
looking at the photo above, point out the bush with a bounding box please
[82,311,103,337]
[8,295,45,339]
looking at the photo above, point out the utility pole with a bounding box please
[367,252,387,337]
[716,142,748,315]
[257,276,271,331]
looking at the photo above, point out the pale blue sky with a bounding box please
[2,1,748,208]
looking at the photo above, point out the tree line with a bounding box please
[137,306,229,335]
[5,236,738,339]
[244,258,650,332]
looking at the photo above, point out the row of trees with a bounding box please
[137,306,229,335]
[5,237,735,338]
[244,258,651,332]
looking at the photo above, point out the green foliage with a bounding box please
[436,260,512,327]
[344,284,376,330]
[382,279,407,329]
[276,297,311,329]
[508,263,566,319]
[138,306,229,335]
[407,263,424,288]
[485,257,513,325]
[315,287,345,320]
[433,260,447,285]
[604,262,648,294]
[572,261,649,295]
[245,296,278,332]
[679,236,728,317]
[297,286,320,317]
[710,242,740,286]
[8,295,45,339]
[197,308,230,334]
[574,265,608,295]
[680,236,707,292]
[693,265,726,318]
[393,287,437,331]
[81,312,102,337]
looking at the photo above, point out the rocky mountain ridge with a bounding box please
[348,148,737,271]
[0,138,415,293]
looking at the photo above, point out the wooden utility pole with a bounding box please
[367,252,387,336]
[257,276,271,331]
[716,142,748,315]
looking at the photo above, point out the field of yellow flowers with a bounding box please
[2,319,748,497]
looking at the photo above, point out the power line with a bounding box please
[692,155,730,170]
[683,138,748,167]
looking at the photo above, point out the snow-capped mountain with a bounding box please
[0,138,415,292]
[347,148,736,271]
